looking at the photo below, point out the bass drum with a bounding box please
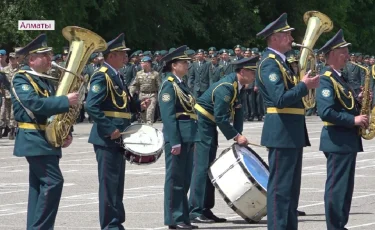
[208,143,269,223]
[122,124,164,165]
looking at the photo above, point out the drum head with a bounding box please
[234,144,269,191]
[122,124,164,156]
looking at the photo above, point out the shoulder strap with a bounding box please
[11,77,42,129]
[323,71,332,77]
[99,66,108,73]
[211,81,237,105]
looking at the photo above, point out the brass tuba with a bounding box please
[292,11,333,109]
[358,64,375,139]
[45,26,107,147]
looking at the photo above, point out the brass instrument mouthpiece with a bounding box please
[292,42,302,47]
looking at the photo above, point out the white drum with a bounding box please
[208,143,269,223]
[122,124,164,165]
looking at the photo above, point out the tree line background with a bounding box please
[1,0,374,54]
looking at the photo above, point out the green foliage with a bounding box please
[0,0,374,53]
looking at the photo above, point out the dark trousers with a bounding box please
[26,155,64,230]
[164,142,194,225]
[324,152,357,230]
[189,119,218,219]
[94,145,126,230]
[267,148,303,230]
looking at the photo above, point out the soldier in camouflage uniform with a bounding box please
[0,52,19,139]
[129,56,161,124]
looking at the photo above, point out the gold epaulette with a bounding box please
[323,71,332,77]
[268,54,276,59]
[168,76,174,82]
[17,70,26,73]
[99,66,108,73]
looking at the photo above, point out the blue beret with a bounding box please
[257,13,295,39]
[317,29,351,54]
[141,56,152,62]
[232,56,259,70]
[0,50,6,55]
[160,45,191,64]
[16,34,52,56]
[103,33,130,55]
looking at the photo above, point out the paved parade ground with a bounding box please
[0,116,375,230]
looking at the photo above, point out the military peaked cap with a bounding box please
[232,56,259,70]
[317,29,351,54]
[16,34,52,56]
[257,13,295,39]
[103,33,130,55]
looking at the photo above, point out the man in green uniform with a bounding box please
[189,57,258,223]
[159,45,199,230]
[188,49,210,98]
[11,34,79,230]
[342,53,366,95]
[208,53,224,85]
[316,29,367,230]
[255,13,320,230]
[85,33,150,230]
[219,49,233,75]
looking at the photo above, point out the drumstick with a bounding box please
[247,142,265,148]
[119,130,139,135]
[123,142,153,145]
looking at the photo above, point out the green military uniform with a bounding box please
[316,29,362,230]
[188,49,210,98]
[119,62,137,86]
[11,34,71,230]
[85,33,143,230]
[342,60,366,95]
[219,49,233,75]
[189,57,258,223]
[208,53,224,85]
[158,46,199,229]
[256,13,310,230]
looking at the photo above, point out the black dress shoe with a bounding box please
[191,215,213,223]
[168,223,194,229]
[204,212,227,223]
[297,210,306,216]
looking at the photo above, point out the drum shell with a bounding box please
[208,144,267,223]
[121,124,164,165]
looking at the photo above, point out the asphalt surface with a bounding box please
[0,116,374,230]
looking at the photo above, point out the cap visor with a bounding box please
[35,47,53,53]
[282,27,295,32]
[339,43,351,48]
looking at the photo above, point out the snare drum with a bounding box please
[208,143,269,223]
[122,124,164,165]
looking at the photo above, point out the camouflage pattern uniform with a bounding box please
[1,64,18,139]
[129,70,161,124]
